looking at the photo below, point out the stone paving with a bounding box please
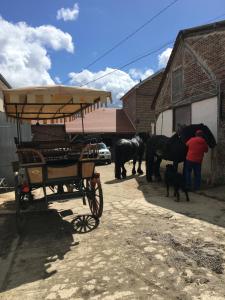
[0,164,225,299]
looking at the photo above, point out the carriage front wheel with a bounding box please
[85,175,103,219]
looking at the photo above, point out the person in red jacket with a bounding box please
[185,129,208,191]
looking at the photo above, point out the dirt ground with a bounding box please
[0,163,225,300]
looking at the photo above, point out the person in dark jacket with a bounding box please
[185,129,208,191]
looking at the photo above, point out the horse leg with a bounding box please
[166,184,169,197]
[146,144,154,182]
[121,164,127,179]
[115,161,122,179]
[175,188,180,202]
[132,158,137,175]
[173,161,178,172]
[137,152,144,175]
[182,160,186,177]
[154,157,162,181]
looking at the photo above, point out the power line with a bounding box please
[62,12,225,87]
[78,14,225,88]
[83,0,179,70]
[78,40,174,87]
[62,0,178,85]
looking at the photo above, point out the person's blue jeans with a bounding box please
[185,160,202,191]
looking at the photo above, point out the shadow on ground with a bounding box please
[135,175,225,229]
[104,175,136,185]
[0,209,100,293]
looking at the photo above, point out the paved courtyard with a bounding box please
[0,163,225,299]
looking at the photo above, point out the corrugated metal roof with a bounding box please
[66,108,135,134]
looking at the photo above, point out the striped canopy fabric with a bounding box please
[3,85,111,123]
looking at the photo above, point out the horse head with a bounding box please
[179,123,216,148]
[136,132,150,144]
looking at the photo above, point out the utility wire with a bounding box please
[78,12,225,88]
[62,0,178,85]
[62,12,225,87]
[82,0,179,70]
[78,40,174,87]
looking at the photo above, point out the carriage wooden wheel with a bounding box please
[84,175,103,218]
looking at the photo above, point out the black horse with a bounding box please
[146,124,217,182]
[115,133,148,179]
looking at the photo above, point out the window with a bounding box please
[172,67,183,102]
[173,105,191,132]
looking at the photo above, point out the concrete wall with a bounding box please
[191,97,218,141]
[191,97,218,180]
[0,91,4,112]
[156,109,173,137]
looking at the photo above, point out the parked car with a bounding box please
[96,142,111,164]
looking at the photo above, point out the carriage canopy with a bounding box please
[2,85,111,123]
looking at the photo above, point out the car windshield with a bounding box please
[98,143,107,150]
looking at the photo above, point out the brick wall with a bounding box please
[122,71,163,133]
[136,72,163,133]
[156,30,225,113]
[122,90,136,128]
[155,27,225,183]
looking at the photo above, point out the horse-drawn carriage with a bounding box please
[3,85,111,231]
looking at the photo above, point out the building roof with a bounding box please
[120,69,164,101]
[66,108,135,134]
[0,74,11,89]
[152,19,225,109]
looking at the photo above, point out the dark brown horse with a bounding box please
[115,133,148,179]
[146,124,216,182]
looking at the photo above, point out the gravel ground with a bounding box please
[0,163,225,300]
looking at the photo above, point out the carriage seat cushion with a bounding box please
[46,159,78,168]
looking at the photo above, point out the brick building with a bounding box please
[152,20,225,184]
[121,70,164,134]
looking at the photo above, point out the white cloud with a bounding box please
[57,3,79,21]
[68,67,154,107]
[54,76,61,84]
[158,47,172,68]
[129,68,154,80]
[0,16,74,87]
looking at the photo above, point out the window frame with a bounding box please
[171,66,183,103]
[173,104,191,132]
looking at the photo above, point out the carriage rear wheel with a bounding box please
[84,177,103,219]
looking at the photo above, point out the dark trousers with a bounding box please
[185,160,202,190]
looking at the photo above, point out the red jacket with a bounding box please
[186,137,208,163]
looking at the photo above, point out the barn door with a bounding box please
[173,105,191,131]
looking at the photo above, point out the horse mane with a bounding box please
[179,123,216,148]
[136,132,149,143]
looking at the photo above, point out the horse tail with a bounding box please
[114,143,121,179]
[146,138,154,182]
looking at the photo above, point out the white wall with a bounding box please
[191,96,218,142]
[0,91,4,112]
[191,97,218,179]
[156,109,173,137]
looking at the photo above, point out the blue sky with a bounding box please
[0,0,225,106]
